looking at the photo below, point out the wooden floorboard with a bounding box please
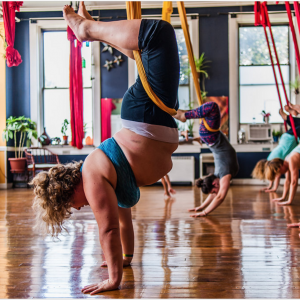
[0,185,300,298]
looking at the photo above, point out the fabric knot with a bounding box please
[9,1,23,12]
[6,46,22,67]
[67,26,76,42]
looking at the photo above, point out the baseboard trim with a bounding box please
[0,183,13,190]
[232,178,300,185]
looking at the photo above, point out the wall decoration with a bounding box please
[101,42,113,54]
[113,55,123,66]
[103,59,114,71]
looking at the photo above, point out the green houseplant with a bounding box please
[194,53,211,98]
[272,130,282,143]
[61,119,69,145]
[2,116,38,171]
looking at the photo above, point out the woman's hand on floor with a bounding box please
[190,211,207,218]
[188,206,202,212]
[81,279,119,294]
[271,197,284,202]
[287,222,300,228]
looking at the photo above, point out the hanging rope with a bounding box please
[255,2,287,131]
[126,1,177,116]
[177,1,219,132]
[162,1,173,23]
[261,2,297,141]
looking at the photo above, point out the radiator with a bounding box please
[168,156,195,184]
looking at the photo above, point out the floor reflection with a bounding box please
[1,185,300,298]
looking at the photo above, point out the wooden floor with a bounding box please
[1,185,300,298]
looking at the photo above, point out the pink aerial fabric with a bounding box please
[2,1,23,67]
[101,98,116,142]
[67,26,84,149]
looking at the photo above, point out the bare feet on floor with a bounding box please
[284,104,298,117]
[279,108,287,121]
[78,1,94,21]
[287,222,300,228]
[63,5,91,42]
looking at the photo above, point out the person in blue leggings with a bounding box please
[174,102,239,217]
[31,2,179,294]
[252,109,300,192]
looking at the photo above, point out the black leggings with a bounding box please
[286,116,300,137]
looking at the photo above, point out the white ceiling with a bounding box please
[18,1,258,12]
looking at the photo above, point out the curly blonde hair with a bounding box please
[31,161,83,238]
[265,158,284,181]
[252,159,267,180]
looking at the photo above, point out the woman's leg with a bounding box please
[77,2,134,59]
[63,5,141,53]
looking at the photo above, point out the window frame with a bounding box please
[29,20,101,152]
[229,12,297,144]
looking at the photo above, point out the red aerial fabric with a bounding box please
[255,2,287,130]
[294,2,300,34]
[285,2,300,79]
[67,26,84,149]
[261,2,297,140]
[101,98,116,142]
[2,1,23,67]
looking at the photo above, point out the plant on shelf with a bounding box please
[290,77,300,95]
[262,110,271,123]
[272,130,282,143]
[61,119,69,145]
[2,116,38,172]
[194,53,211,99]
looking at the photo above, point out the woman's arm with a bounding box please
[278,162,298,206]
[101,207,134,267]
[265,174,281,192]
[190,175,231,217]
[272,170,290,202]
[82,170,123,294]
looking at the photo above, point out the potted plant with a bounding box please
[272,130,282,143]
[2,116,38,172]
[194,53,211,97]
[262,110,271,123]
[290,77,300,95]
[61,119,69,145]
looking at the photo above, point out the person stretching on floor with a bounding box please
[174,102,239,217]
[264,144,300,206]
[252,108,300,193]
[32,2,180,295]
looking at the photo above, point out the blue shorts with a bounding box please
[121,19,180,132]
[98,138,140,208]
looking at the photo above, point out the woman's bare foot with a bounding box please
[279,108,287,121]
[63,5,92,42]
[168,187,176,195]
[174,110,187,122]
[285,104,298,117]
[78,1,94,21]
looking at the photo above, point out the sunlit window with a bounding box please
[43,31,93,144]
[239,26,290,124]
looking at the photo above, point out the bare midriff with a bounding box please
[114,128,178,187]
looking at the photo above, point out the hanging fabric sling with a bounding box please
[126,1,177,116]
[126,1,219,132]
[255,1,297,141]
[177,1,219,132]
[254,2,287,131]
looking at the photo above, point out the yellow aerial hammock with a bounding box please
[126,1,219,132]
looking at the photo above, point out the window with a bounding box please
[239,25,290,124]
[174,27,190,109]
[43,31,93,143]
